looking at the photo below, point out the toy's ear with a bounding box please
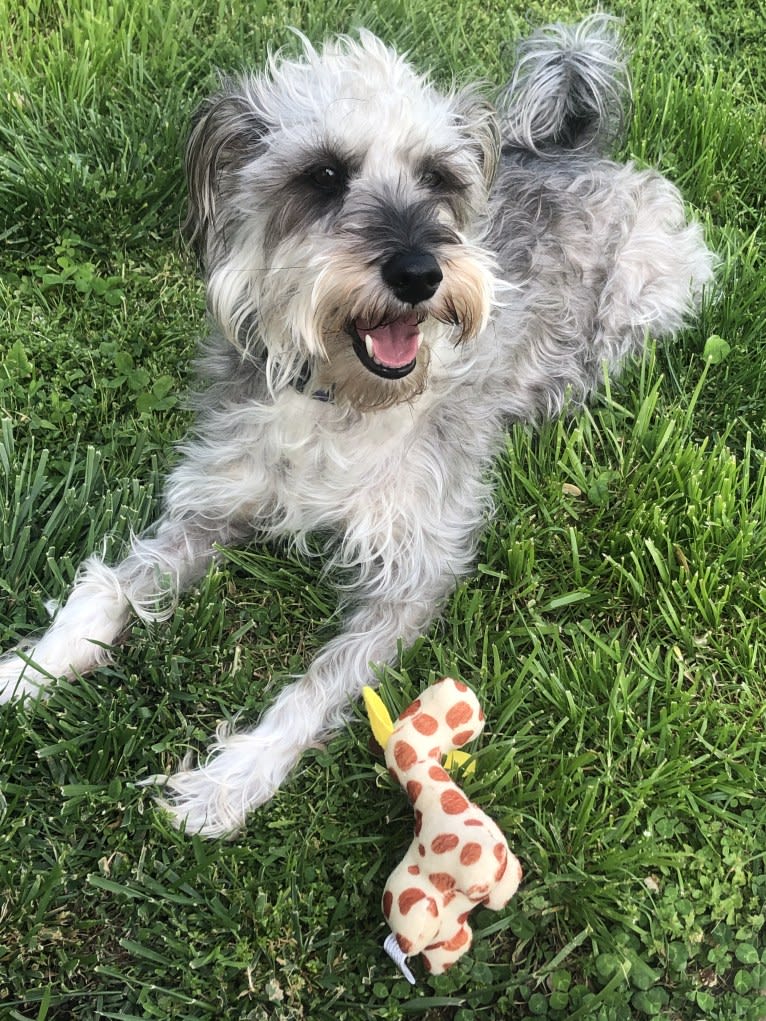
[363,687,394,750]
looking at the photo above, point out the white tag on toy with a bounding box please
[383,932,416,985]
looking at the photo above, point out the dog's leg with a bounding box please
[158,516,477,838]
[0,517,224,702]
[158,597,441,837]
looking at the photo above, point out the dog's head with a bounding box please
[185,32,499,411]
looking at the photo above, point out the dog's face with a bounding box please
[185,32,499,410]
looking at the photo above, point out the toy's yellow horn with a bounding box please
[363,686,394,750]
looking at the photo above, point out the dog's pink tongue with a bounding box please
[357,314,421,368]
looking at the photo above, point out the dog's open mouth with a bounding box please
[349,313,423,379]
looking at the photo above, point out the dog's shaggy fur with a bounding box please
[0,17,714,836]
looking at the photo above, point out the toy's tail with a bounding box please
[500,14,630,155]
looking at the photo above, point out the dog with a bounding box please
[0,16,714,836]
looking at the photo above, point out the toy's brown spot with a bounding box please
[453,728,474,746]
[414,809,423,836]
[464,818,483,826]
[406,780,423,803]
[398,887,426,915]
[408,864,420,875]
[413,712,438,735]
[441,789,469,815]
[428,765,450,782]
[429,872,456,893]
[394,740,418,770]
[446,701,473,728]
[418,843,426,857]
[427,896,438,917]
[431,833,460,854]
[400,699,421,719]
[467,882,489,900]
[458,910,471,924]
[383,890,393,917]
[428,746,441,759]
[443,926,470,952]
[454,680,468,692]
[397,934,413,954]
[494,843,509,881]
[478,708,485,721]
[460,842,483,866]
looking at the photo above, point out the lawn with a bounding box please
[1,0,765,1018]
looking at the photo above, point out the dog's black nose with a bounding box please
[382,250,443,305]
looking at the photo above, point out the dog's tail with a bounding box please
[499,14,630,156]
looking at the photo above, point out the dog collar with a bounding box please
[293,360,334,403]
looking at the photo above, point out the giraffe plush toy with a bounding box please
[365,677,522,981]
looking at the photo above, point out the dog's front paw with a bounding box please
[155,722,305,838]
[155,758,275,838]
[0,650,52,704]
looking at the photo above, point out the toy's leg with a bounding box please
[483,841,523,910]
[383,852,442,960]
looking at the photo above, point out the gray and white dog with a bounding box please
[0,17,713,836]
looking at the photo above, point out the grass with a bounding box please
[0,0,765,1018]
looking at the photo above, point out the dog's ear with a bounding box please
[454,87,500,192]
[184,78,267,262]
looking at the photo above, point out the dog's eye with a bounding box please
[306,164,347,196]
[419,168,445,190]
[419,164,468,196]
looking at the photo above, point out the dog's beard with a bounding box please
[315,316,433,411]
[207,223,496,411]
[296,247,495,411]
